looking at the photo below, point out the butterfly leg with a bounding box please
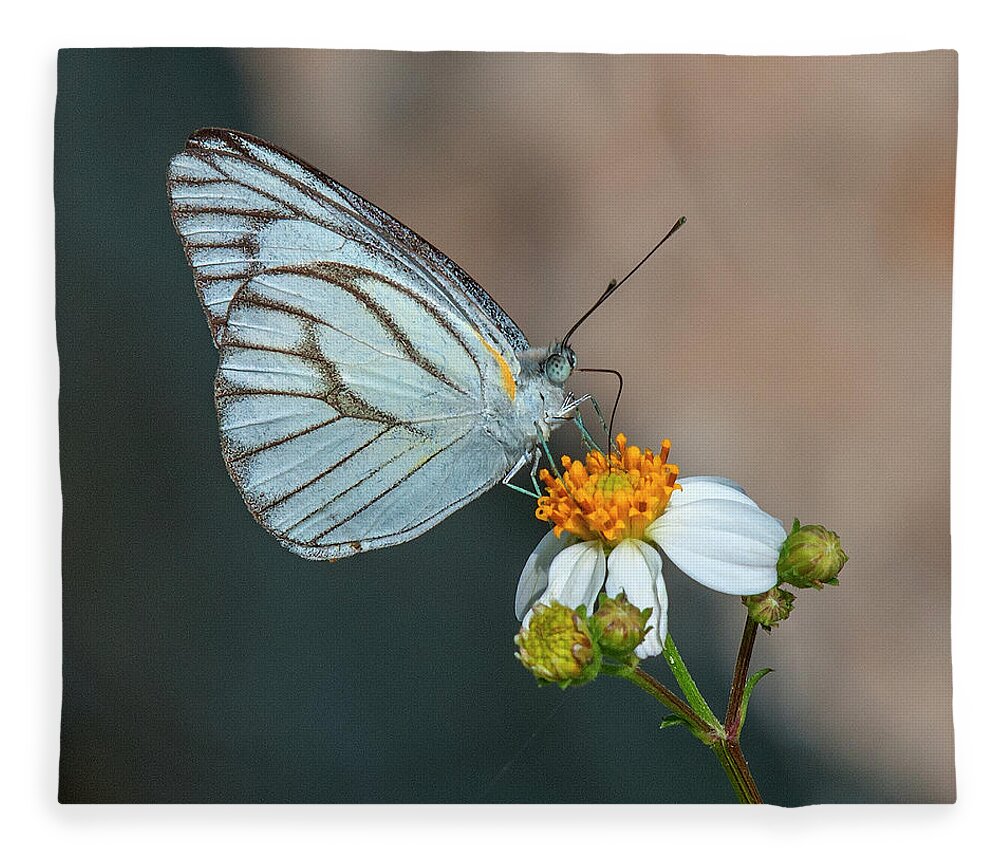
[528,446,543,496]
[557,392,594,416]
[557,392,609,452]
[529,446,542,498]
[572,410,601,452]
[534,422,564,480]
[587,395,611,442]
[501,449,542,499]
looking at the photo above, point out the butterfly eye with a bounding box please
[544,349,575,385]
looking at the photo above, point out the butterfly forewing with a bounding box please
[167,128,528,355]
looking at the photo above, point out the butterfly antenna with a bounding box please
[576,367,624,455]
[562,216,686,348]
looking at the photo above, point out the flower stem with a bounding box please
[599,663,715,741]
[716,615,764,803]
[725,616,759,737]
[711,739,764,804]
[663,626,765,804]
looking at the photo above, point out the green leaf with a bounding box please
[737,667,774,738]
[663,635,723,731]
[660,714,716,744]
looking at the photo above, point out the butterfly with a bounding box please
[166,129,590,561]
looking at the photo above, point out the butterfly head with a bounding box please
[543,343,577,386]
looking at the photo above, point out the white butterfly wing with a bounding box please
[167,129,537,560]
[216,261,516,559]
[167,128,529,356]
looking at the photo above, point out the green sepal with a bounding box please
[737,667,774,738]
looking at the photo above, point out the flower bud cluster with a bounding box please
[514,593,653,687]
[742,518,848,631]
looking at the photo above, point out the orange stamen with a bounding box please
[535,433,681,546]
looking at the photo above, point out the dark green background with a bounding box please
[56,48,870,803]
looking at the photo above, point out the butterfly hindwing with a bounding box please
[215,261,514,559]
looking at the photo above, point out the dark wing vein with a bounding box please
[308,433,466,545]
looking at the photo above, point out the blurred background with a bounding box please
[55,49,955,803]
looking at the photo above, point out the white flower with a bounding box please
[516,475,786,660]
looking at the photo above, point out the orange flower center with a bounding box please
[536,433,681,546]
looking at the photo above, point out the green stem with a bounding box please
[663,629,765,804]
[711,740,764,804]
[717,616,764,803]
[603,629,767,802]
[599,663,715,741]
[725,616,759,737]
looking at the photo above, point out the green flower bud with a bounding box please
[777,519,848,589]
[514,602,601,687]
[742,586,796,629]
[590,591,652,658]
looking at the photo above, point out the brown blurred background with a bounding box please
[57,49,954,803]
[240,50,955,798]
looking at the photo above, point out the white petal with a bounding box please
[646,499,785,595]
[607,540,669,660]
[514,530,577,621]
[526,541,605,624]
[670,475,758,508]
